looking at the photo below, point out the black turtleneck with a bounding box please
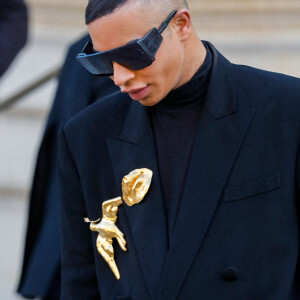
[150,43,212,247]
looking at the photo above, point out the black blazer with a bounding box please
[59,42,300,300]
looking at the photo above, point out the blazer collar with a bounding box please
[119,100,148,144]
[107,101,168,300]
[204,41,237,119]
[119,41,238,147]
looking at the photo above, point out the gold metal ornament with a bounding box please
[122,168,153,206]
[84,168,153,279]
[84,197,127,280]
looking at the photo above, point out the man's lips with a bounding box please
[121,86,150,101]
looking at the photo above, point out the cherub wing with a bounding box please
[96,236,120,279]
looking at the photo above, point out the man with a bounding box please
[59,0,300,299]
[0,0,28,77]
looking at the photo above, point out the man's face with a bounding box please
[88,3,186,106]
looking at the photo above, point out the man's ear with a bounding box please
[173,9,191,42]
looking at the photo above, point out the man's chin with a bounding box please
[137,97,161,107]
[134,92,165,107]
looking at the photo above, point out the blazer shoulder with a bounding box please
[234,64,300,95]
[234,64,300,121]
[234,65,300,91]
[63,90,132,139]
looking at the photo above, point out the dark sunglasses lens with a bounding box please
[76,55,113,76]
[111,42,153,71]
[77,28,162,75]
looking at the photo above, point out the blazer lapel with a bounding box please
[158,43,256,300]
[107,101,168,300]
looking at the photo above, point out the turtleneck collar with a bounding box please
[156,41,212,109]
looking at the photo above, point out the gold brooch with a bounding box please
[122,168,153,206]
[84,168,152,279]
[84,197,126,280]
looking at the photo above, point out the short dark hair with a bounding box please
[85,0,188,25]
[85,0,127,24]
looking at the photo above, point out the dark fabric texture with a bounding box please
[151,43,212,244]
[17,34,118,299]
[0,0,28,77]
[58,41,300,300]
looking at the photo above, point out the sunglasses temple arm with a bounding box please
[158,11,177,34]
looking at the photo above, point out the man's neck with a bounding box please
[177,33,207,89]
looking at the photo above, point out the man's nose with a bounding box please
[112,62,135,87]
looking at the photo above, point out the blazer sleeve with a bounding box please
[58,128,101,299]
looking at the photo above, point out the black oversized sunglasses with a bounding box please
[76,11,177,76]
